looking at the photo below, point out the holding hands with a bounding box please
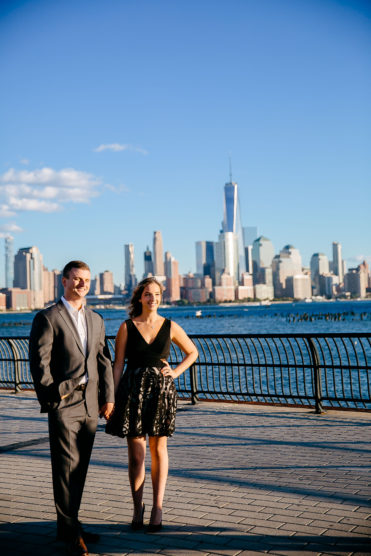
[100,402,115,420]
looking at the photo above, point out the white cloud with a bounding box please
[1,167,101,189]
[105,183,130,193]
[94,143,127,152]
[347,254,371,266]
[7,197,60,213]
[93,143,148,155]
[0,166,102,215]
[20,158,29,165]
[0,204,16,218]
[0,223,22,236]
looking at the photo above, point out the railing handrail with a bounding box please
[2,332,371,339]
[1,333,370,412]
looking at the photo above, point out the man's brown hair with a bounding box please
[62,260,90,279]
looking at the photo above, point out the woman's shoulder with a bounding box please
[117,319,130,336]
[162,317,171,329]
[168,318,187,338]
[123,318,134,332]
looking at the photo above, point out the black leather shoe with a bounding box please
[81,529,100,543]
[131,503,145,531]
[57,529,100,544]
[66,535,89,556]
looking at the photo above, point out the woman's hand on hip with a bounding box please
[161,361,177,380]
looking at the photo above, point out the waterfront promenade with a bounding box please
[0,392,370,555]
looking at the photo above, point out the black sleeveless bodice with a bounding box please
[125,318,171,370]
[105,316,177,438]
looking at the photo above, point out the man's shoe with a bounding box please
[80,529,100,543]
[66,535,89,556]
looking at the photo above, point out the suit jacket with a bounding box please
[29,299,114,415]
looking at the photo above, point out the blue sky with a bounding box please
[0,0,370,285]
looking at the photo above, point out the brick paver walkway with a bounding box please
[0,391,370,555]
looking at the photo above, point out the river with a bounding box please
[0,299,370,337]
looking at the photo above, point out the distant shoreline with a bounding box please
[0,297,370,315]
[93,298,370,310]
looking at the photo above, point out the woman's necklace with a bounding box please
[137,319,158,330]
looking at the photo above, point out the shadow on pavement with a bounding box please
[1,521,371,555]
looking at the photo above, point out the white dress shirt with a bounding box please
[61,296,88,385]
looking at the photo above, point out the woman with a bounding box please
[106,277,198,532]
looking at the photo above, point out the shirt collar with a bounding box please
[61,296,85,317]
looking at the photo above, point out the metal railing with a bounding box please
[1,334,370,412]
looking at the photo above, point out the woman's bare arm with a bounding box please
[112,321,128,393]
[161,321,198,379]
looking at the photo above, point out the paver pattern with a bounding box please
[0,391,370,555]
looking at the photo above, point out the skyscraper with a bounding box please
[332,242,343,284]
[252,236,275,283]
[242,227,257,276]
[272,245,303,297]
[43,266,55,305]
[310,253,330,295]
[43,267,62,305]
[195,241,215,277]
[13,246,44,308]
[344,261,369,298]
[99,270,114,294]
[195,241,206,275]
[245,244,253,274]
[216,232,238,280]
[153,231,164,276]
[124,244,137,294]
[5,235,14,288]
[222,177,246,278]
[144,246,154,276]
[243,226,258,247]
[164,251,180,302]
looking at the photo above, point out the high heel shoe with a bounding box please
[147,522,162,533]
[147,508,162,533]
[131,503,145,531]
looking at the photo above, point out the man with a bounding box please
[29,260,115,556]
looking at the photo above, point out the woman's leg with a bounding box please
[148,436,168,524]
[127,436,146,521]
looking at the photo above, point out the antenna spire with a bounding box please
[229,155,233,183]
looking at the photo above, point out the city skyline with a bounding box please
[0,184,368,288]
[3,226,369,311]
[0,0,370,284]
[0,165,368,286]
[1,168,369,308]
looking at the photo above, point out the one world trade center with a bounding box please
[221,175,246,279]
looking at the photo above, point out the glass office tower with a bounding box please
[222,180,246,278]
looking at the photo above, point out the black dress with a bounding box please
[105,318,177,438]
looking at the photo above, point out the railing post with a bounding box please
[307,337,323,414]
[8,339,22,393]
[189,363,198,405]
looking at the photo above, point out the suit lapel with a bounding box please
[85,307,94,356]
[57,299,85,356]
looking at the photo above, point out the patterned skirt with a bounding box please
[105,367,177,438]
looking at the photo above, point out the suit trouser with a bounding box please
[48,395,97,539]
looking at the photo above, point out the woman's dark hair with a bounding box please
[128,277,164,318]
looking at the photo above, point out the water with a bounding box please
[1,301,370,409]
[0,299,370,337]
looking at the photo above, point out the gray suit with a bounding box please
[29,299,114,539]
